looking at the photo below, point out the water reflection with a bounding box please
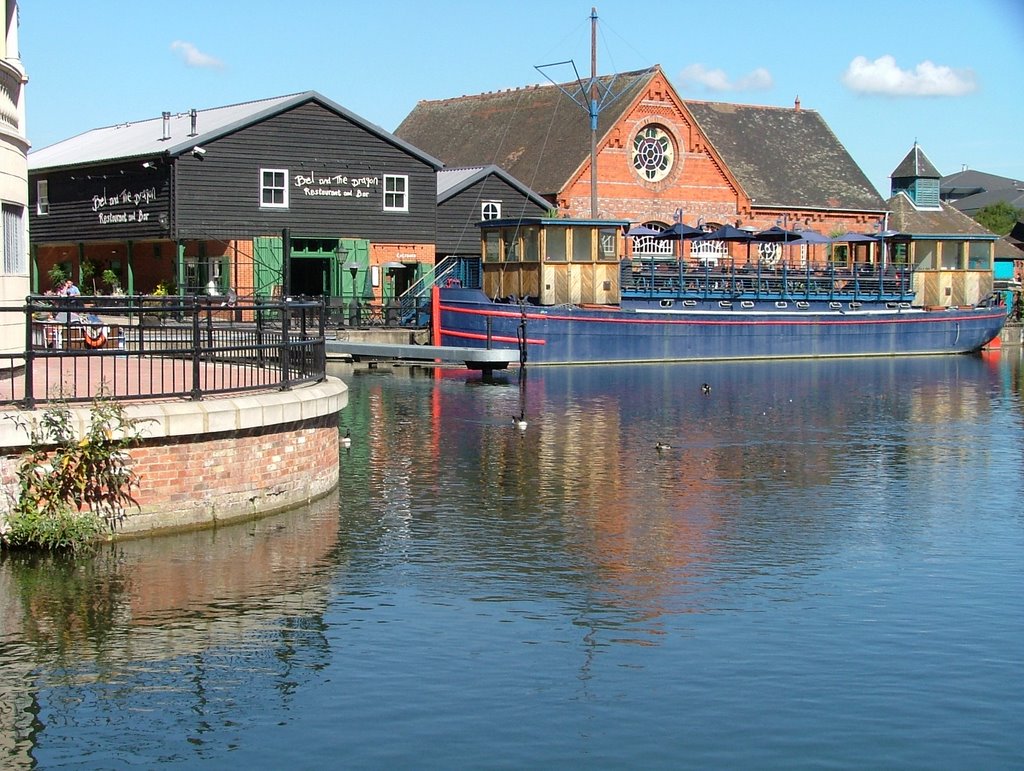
[334,355,1019,636]
[0,492,341,767]
[0,352,1020,767]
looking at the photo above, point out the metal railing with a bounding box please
[0,295,326,409]
[620,258,916,303]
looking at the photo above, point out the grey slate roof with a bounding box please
[29,91,443,172]
[437,165,550,209]
[890,143,941,179]
[396,68,658,197]
[396,65,885,213]
[887,192,996,238]
[684,101,886,211]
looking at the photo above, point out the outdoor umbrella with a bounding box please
[791,230,833,244]
[754,225,804,243]
[835,232,878,242]
[625,224,661,237]
[653,222,706,240]
[653,222,706,259]
[696,224,756,266]
[695,224,756,242]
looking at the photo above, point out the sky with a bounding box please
[18,0,1024,199]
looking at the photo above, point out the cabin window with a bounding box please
[260,169,288,208]
[546,227,568,261]
[599,228,618,260]
[502,229,520,262]
[36,180,49,215]
[967,241,990,270]
[522,227,539,262]
[383,175,408,212]
[484,231,501,263]
[482,201,501,220]
[571,228,593,263]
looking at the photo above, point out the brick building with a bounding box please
[396,65,888,263]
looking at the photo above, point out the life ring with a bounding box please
[83,325,107,349]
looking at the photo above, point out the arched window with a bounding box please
[632,223,675,258]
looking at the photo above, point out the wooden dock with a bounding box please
[325,340,519,374]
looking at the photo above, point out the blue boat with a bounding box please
[433,218,1007,366]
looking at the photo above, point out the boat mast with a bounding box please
[536,7,629,219]
[589,7,598,218]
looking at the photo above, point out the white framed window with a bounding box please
[482,201,501,220]
[2,203,26,274]
[36,180,49,215]
[383,174,408,212]
[260,168,288,208]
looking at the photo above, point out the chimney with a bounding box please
[189,108,198,137]
[161,111,171,140]
[794,95,801,112]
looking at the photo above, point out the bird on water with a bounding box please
[655,441,671,451]
[512,414,527,430]
[701,383,711,395]
[341,428,352,448]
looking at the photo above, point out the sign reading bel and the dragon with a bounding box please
[294,173,379,198]
[93,187,158,225]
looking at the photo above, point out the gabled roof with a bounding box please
[949,187,1024,215]
[891,143,941,180]
[29,91,443,172]
[437,164,550,210]
[887,192,996,239]
[941,168,1021,196]
[396,67,659,196]
[684,101,886,211]
[396,65,885,213]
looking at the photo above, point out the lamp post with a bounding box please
[343,260,361,326]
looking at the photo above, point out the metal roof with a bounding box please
[29,91,443,172]
[437,164,550,209]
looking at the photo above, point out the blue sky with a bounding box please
[19,0,1024,199]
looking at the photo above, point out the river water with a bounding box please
[1,353,1022,769]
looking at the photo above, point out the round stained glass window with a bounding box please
[632,125,674,182]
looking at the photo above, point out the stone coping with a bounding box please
[0,377,348,447]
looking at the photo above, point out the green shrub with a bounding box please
[2,396,146,552]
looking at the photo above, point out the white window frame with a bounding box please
[482,201,501,220]
[383,174,408,212]
[36,180,49,215]
[260,168,289,209]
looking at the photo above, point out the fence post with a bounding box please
[280,299,292,391]
[22,297,35,409]
[190,296,202,400]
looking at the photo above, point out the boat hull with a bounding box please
[437,289,1007,365]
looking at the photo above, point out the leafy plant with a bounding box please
[101,269,120,293]
[2,396,146,552]
[47,264,67,289]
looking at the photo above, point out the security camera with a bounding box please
[192,146,206,158]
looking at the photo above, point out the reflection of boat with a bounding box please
[435,218,1007,366]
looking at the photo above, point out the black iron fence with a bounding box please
[1,295,326,409]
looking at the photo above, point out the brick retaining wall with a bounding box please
[0,378,347,538]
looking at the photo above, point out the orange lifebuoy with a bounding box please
[83,326,107,349]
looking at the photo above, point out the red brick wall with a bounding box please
[559,71,880,237]
[120,412,340,534]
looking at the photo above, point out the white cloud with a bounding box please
[678,64,773,92]
[842,55,976,96]
[170,41,225,70]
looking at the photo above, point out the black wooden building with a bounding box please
[28,91,442,304]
